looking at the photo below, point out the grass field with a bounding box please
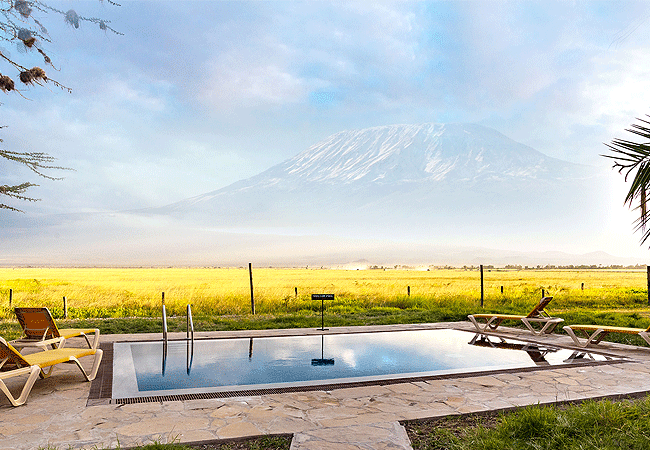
[1,267,649,343]
[405,396,650,450]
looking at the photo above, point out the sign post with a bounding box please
[311,334,335,366]
[647,265,650,306]
[481,264,485,308]
[312,293,334,331]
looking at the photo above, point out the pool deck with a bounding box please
[3,321,650,450]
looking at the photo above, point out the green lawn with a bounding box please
[405,396,650,450]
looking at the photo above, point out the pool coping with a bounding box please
[88,327,634,406]
[7,321,650,450]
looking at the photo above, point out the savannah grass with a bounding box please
[1,267,649,344]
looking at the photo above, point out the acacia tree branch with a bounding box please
[0,0,118,213]
[0,149,71,180]
[0,182,39,211]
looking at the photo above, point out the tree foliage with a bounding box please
[603,115,650,245]
[0,0,120,211]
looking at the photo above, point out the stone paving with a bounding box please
[2,322,650,450]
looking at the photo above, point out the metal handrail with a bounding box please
[187,304,194,342]
[186,304,194,374]
[162,300,193,344]
[162,304,168,343]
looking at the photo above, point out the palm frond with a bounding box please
[603,114,650,245]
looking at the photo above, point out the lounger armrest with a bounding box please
[9,336,65,351]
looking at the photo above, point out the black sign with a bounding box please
[311,358,335,366]
[313,294,334,331]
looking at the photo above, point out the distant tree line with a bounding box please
[369,264,646,271]
[503,264,647,270]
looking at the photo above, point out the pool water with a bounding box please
[111,329,614,399]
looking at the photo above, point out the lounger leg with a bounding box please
[39,364,56,378]
[639,332,650,346]
[543,321,560,334]
[0,366,40,407]
[521,318,541,335]
[564,327,607,347]
[487,318,503,330]
[88,329,100,350]
[468,316,503,332]
[65,349,103,381]
[564,327,584,346]
[468,315,484,332]
[590,330,608,345]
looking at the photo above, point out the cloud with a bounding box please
[5,0,650,246]
[202,49,307,106]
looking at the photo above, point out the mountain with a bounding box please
[2,122,628,267]
[151,122,606,245]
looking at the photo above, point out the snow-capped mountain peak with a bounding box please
[259,122,577,187]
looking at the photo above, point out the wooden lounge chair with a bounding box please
[564,323,650,348]
[10,307,100,351]
[0,337,103,406]
[468,296,563,335]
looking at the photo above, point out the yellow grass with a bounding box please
[0,267,647,319]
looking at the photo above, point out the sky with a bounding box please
[3,0,650,260]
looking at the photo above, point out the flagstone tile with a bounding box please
[216,420,262,439]
[328,385,392,399]
[317,412,399,428]
[176,429,218,443]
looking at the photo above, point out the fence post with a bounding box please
[481,264,485,308]
[647,266,650,306]
[407,286,410,296]
[542,288,545,298]
[500,286,504,294]
[295,287,298,298]
[8,289,11,308]
[63,296,68,319]
[581,282,584,290]
[161,292,167,343]
[249,263,255,314]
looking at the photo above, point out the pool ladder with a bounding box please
[161,303,194,343]
[161,303,195,375]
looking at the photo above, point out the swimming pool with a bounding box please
[111,329,618,400]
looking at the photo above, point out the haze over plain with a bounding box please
[2,1,650,266]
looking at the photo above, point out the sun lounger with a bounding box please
[564,324,650,348]
[10,307,100,351]
[468,296,563,335]
[0,336,103,406]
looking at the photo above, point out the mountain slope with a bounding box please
[152,122,604,244]
[173,123,586,202]
[268,122,579,184]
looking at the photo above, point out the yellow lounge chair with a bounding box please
[468,296,563,335]
[0,337,103,406]
[10,307,100,351]
[564,323,650,348]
